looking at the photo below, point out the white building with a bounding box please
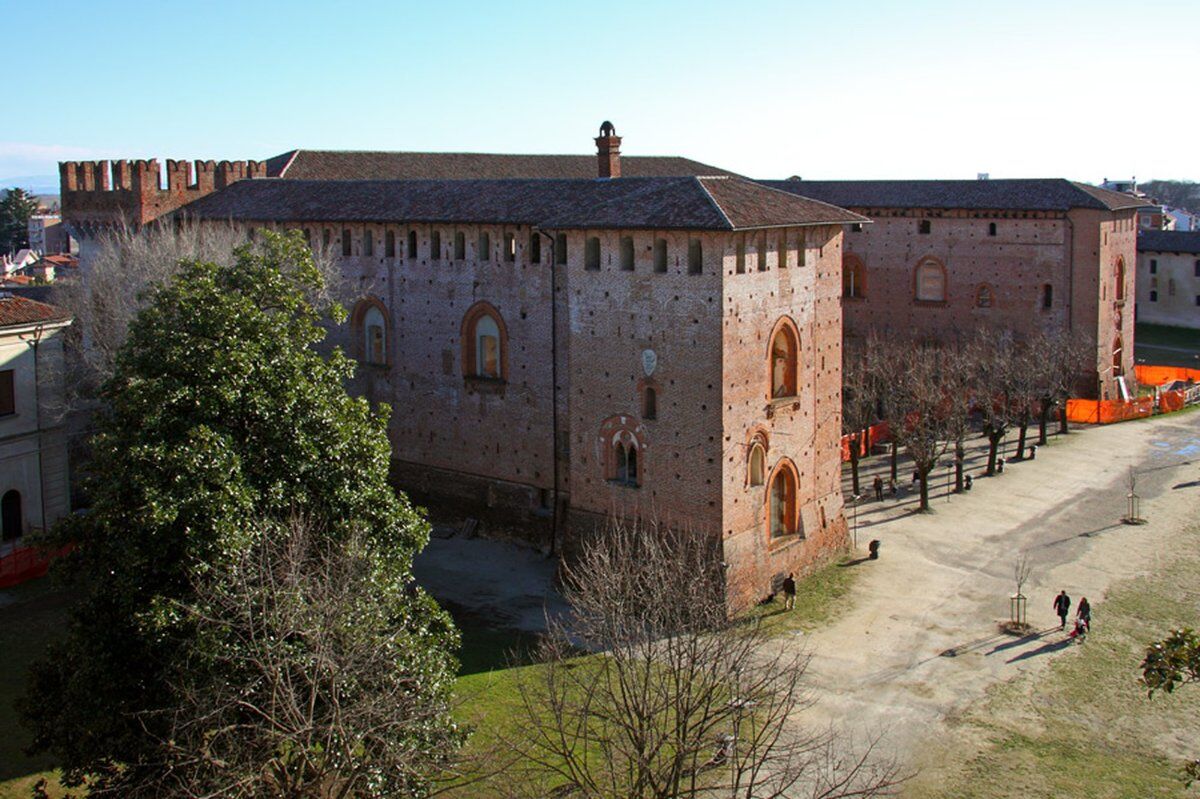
[1137,230,1200,330]
[0,295,72,544]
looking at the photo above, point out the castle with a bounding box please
[60,125,861,609]
[57,124,1146,608]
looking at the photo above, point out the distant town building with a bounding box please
[1137,230,1200,329]
[765,179,1150,399]
[0,295,72,545]
[27,214,71,255]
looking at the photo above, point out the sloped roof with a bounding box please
[760,178,1154,212]
[178,176,867,231]
[0,294,70,327]
[1139,229,1200,254]
[264,149,739,181]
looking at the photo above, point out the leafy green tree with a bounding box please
[0,187,39,253]
[21,230,461,795]
[1141,628,1200,786]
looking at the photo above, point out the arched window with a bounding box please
[768,463,797,539]
[975,284,994,308]
[454,231,466,260]
[1,489,21,541]
[611,442,639,486]
[600,415,647,489]
[461,302,507,381]
[585,237,601,270]
[385,230,396,257]
[643,386,657,420]
[1115,257,1126,301]
[915,258,946,302]
[769,320,799,399]
[363,229,374,257]
[351,299,389,367]
[620,236,635,271]
[479,232,491,261]
[843,255,866,299]
[341,228,352,257]
[504,232,516,262]
[407,230,418,259]
[431,230,441,261]
[475,316,500,377]
[363,306,385,365]
[748,443,765,487]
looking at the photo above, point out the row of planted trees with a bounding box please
[843,328,1091,512]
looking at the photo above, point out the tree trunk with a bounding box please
[954,437,965,492]
[890,440,898,481]
[918,467,931,511]
[986,432,1001,475]
[1038,398,1051,446]
[849,433,861,497]
[1059,401,1070,435]
[1016,416,1029,460]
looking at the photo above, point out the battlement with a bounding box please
[60,158,266,228]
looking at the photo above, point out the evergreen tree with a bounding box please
[22,231,461,795]
[0,187,39,253]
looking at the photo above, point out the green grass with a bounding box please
[745,554,861,637]
[0,580,73,799]
[906,524,1200,799]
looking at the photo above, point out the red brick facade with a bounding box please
[838,208,1139,398]
[60,157,858,611]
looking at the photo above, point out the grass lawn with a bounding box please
[905,523,1200,799]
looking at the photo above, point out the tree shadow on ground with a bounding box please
[985,626,1059,656]
[1006,636,1074,664]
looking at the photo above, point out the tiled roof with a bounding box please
[0,294,70,327]
[264,149,739,181]
[178,176,867,231]
[760,178,1154,212]
[1139,229,1200,254]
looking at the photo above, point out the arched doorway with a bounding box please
[2,490,22,542]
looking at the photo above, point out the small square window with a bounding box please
[1149,290,1158,302]
[918,220,931,235]
[1149,259,1157,274]
[850,223,863,233]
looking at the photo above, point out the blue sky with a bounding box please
[3,0,1196,185]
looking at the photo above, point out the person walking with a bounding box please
[873,475,884,502]
[1053,590,1071,629]
[781,572,797,610]
[1076,597,1091,632]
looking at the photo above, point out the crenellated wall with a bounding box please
[60,158,266,228]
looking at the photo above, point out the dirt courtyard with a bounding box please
[799,411,1200,774]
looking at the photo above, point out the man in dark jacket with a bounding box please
[782,573,797,610]
[1053,590,1071,629]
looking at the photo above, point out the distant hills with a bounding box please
[0,175,60,195]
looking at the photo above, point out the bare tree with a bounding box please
[507,519,902,799]
[889,343,957,512]
[52,221,348,414]
[120,516,465,799]
[969,330,1018,476]
[842,341,879,498]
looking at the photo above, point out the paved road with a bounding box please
[798,411,1200,765]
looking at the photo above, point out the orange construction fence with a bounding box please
[1134,364,1200,386]
[0,543,73,589]
[841,422,891,462]
[1065,397,1154,425]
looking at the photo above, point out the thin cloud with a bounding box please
[0,142,102,160]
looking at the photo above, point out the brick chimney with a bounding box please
[595,121,621,179]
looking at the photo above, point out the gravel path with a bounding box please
[797,411,1200,768]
